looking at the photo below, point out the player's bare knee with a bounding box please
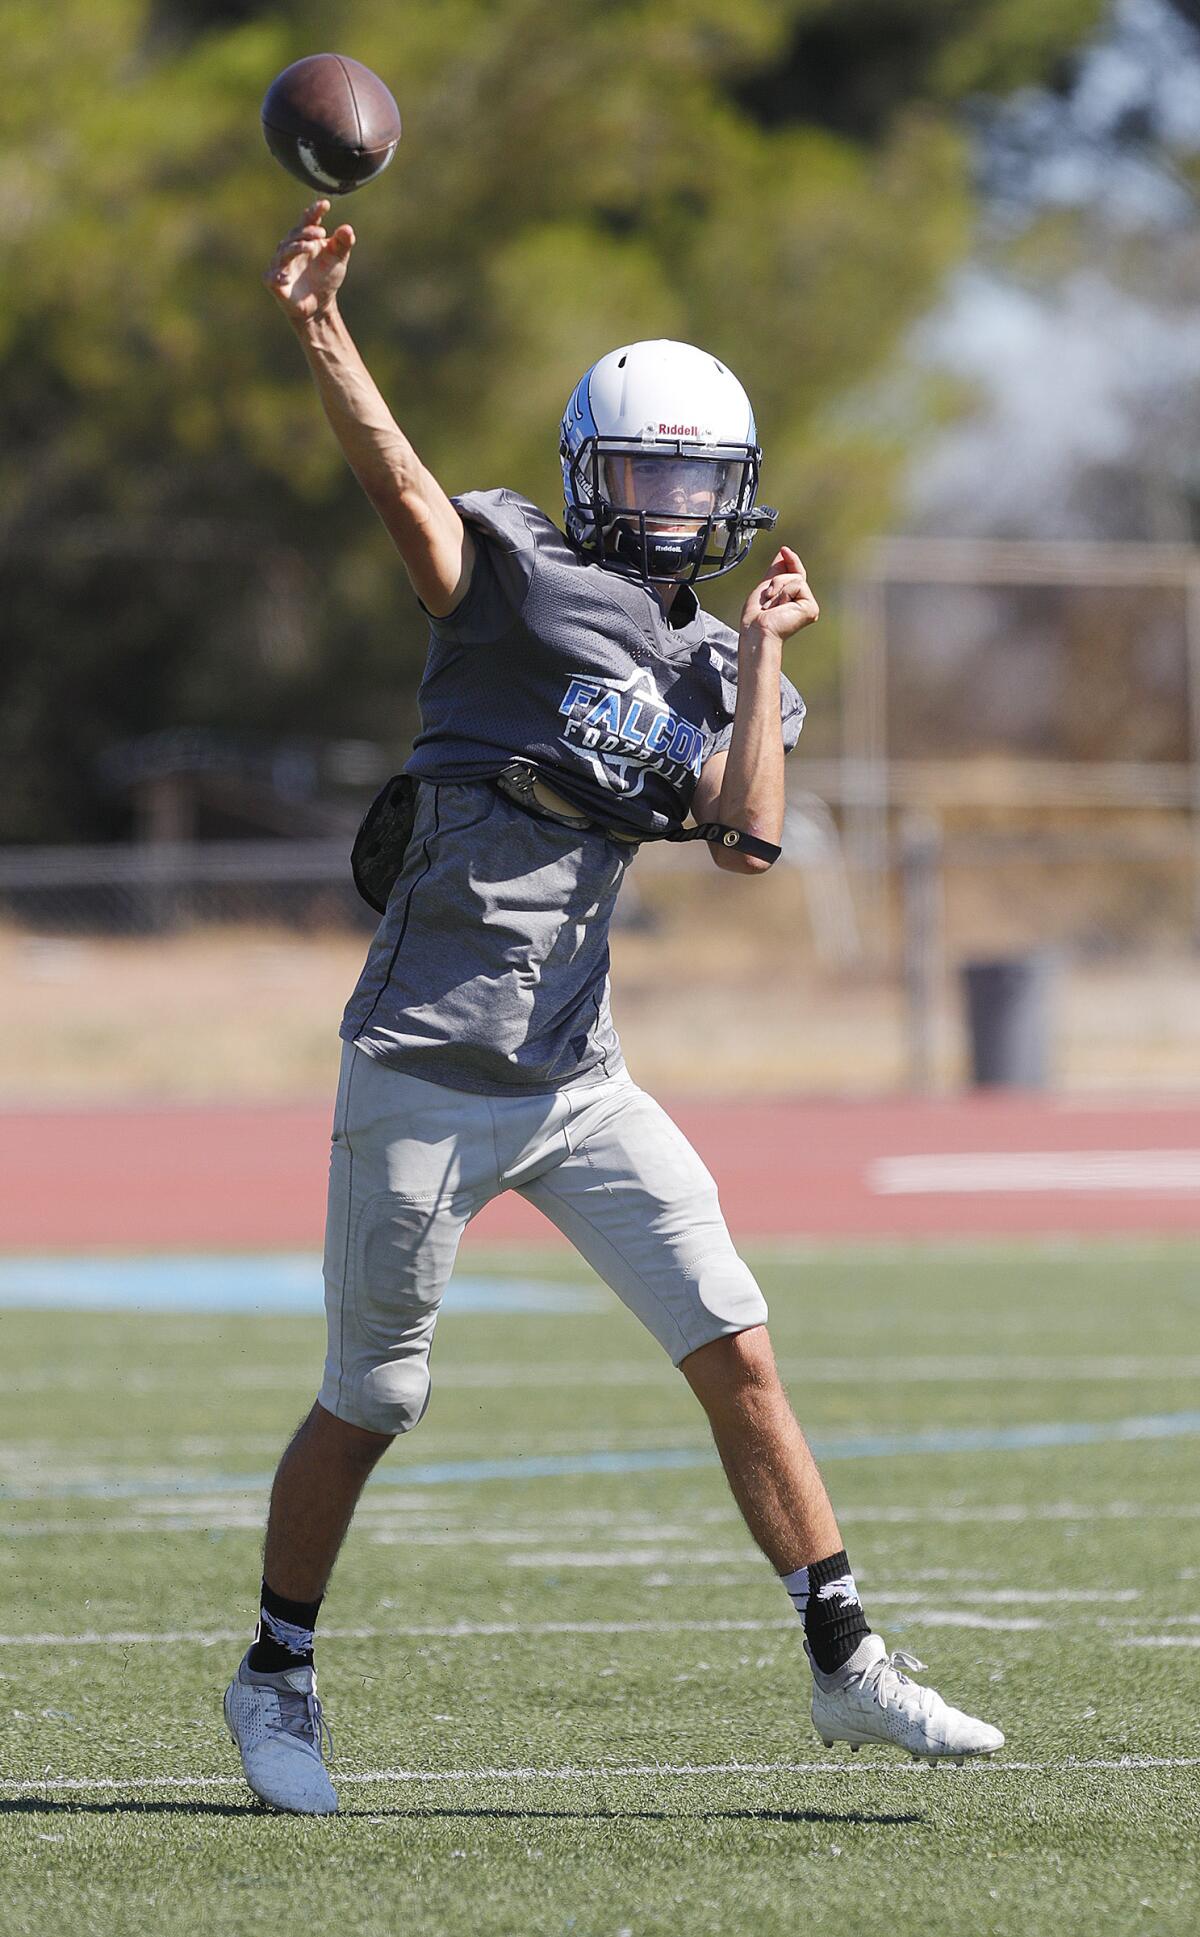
[680,1324,778,1409]
[330,1410,397,1465]
[306,1402,397,1474]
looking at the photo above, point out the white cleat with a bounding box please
[811,1636,1004,1765]
[224,1651,338,1815]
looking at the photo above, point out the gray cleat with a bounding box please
[224,1650,338,1815]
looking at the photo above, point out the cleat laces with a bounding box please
[859,1649,939,1720]
[272,1682,334,1764]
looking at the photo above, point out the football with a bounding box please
[261,53,401,195]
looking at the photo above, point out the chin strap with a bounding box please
[609,518,708,580]
[666,822,781,865]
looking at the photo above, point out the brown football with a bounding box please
[261,54,401,195]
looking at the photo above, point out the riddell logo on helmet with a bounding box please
[658,422,702,436]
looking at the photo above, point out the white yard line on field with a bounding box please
[839,1502,1200,1524]
[5,1355,1200,1396]
[0,1620,798,1649]
[786,1356,1200,1383]
[830,1587,1137,1605]
[495,1553,1139,1602]
[1120,1635,1200,1648]
[2,1606,1190,1647]
[870,1150,1200,1194]
[4,1501,1198,1539]
[1,1756,1198,1796]
[381,1356,1200,1388]
[0,1516,709,1541]
[902,1611,1044,1631]
[0,1367,314,1395]
[0,1617,981,1648]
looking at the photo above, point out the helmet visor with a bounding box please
[601,454,745,525]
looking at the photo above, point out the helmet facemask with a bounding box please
[563,435,777,584]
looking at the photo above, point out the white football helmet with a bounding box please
[559,338,777,584]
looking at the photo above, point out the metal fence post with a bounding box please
[900,809,942,1095]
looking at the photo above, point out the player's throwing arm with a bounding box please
[264,201,475,615]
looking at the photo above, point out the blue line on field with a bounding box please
[340,1408,1200,1479]
[3,1413,1199,1502]
[0,1255,601,1316]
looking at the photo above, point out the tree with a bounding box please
[0,0,1104,840]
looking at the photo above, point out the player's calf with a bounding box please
[682,1329,1004,1762]
[222,1405,394,1813]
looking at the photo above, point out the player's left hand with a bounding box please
[738,546,819,645]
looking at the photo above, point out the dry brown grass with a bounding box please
[1,842,1197,1102]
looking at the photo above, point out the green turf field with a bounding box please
[2,1242,1198,1937]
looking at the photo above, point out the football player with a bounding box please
[224,202,1003,1814]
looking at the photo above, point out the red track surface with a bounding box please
[2,1094,1198,1249]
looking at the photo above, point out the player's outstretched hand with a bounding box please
[264,200,356,322]
[739,546,819,646]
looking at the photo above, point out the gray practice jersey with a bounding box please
[342,490,805,1094]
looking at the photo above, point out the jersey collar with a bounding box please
[654,580,700,630]
[596,552,699,626]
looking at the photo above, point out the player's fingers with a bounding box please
[327,225,355,253]
[265,242,321,290]
[764,546,807,585]
[302,199,331,225]
[760,572,806,601]
[742,560,816,627]
[275,238,321,266]
[277,223,325,254]
[766,586,818,620]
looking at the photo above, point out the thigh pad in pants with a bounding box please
[521,1078,768,1365]
[318,1046,487,1434]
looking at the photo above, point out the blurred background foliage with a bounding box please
[0,0,1109,840]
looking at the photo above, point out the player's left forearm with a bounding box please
[713,626,786,874]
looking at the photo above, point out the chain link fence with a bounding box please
[0,841,373,935]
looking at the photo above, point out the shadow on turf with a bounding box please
[0,1799,925,1827]
[352,1808,928,1827]
[0,1799,259,1819]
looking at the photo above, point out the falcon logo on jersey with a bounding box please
[558,672,706,796]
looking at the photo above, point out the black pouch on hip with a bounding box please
[351,773,418,914]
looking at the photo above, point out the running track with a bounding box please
[1,1096,1198,1248]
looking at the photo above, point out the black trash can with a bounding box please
[961,953,1057,1088]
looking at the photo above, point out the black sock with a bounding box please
[247,1579,322,1675]
[780,1548,871,1675]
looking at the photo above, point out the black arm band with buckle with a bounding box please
[665,822,782,865]
[492,759,783,864]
